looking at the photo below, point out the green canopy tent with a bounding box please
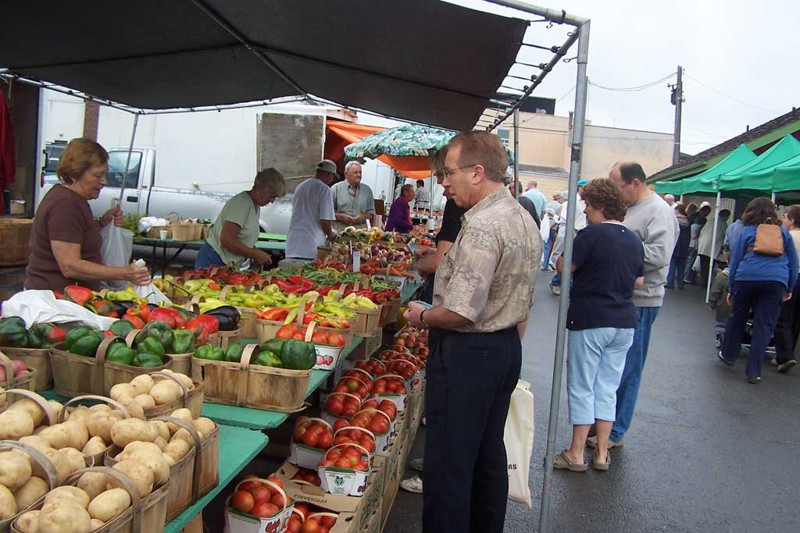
[717,135,800,192]
[654,144,757,195]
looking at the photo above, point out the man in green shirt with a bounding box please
[330,161,375,228]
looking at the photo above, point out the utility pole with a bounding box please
[669,65,684,165]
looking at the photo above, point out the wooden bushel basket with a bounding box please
[1,346,52,390]
[0,440,60,533]
[12,466,170,533]
[0,218,33,266]
[0,350,38,392]
[48,336,118,397]
[209,328,242,351]
[237,307,257,339]
[192,344,310,411]
[166,352,192,376]
[379,298,402,326]
[142,371,204,420]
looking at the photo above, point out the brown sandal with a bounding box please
[554,450,588,472]
[591,449,611,471]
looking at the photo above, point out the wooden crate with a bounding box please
[0,218,32,266]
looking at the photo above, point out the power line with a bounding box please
[556,86,575,102]
[589,72,676,92]
[684,74,782,115]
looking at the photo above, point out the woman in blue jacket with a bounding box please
[718,198,799,383]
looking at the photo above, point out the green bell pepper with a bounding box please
[69,331,102,357]
[110,320,137,338]
[171,329,195,354]
[106,341,136,366]
[194,343,224,361]
[136,336,166,358]
[132,352,163,367]
[26,329,46,349]
[65,326,95,350]
[137,321,174,351]
[280,339,316,370]
[260,338,285,356]
[255,350,283,368]
[224,342,244,363]
[0,316,29,347]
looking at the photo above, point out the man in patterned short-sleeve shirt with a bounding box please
[405,131,541,533]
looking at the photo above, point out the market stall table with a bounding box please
[258,232,287,241]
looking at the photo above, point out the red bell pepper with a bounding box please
[255,307,290,321]
[122,313,145,329]
[188,315,219,336]
[63,285,94,306]
[147,307,185,329]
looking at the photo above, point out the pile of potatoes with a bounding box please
[14,484,130,533]
[109,371,194,411]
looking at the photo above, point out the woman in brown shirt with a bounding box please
[25,138,151,292]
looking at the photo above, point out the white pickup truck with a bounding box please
[38,145,294,234]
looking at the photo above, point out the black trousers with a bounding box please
[422,327,521,533]
[773,281,800,363]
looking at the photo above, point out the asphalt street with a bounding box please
[385,273,800,533]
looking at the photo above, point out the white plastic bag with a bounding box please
[137,216,169,235]
[1,290,117,330]
[539,215,551,242]
[505,379,534,507]
[133,284,172,305]
[100,223,134,290]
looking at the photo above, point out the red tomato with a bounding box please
[311,331,329,344]
[270,492,287,508]
[238,480,259,493]
[293,425,308,442]
[266,475,284,489]
[332,418,349,432]
[317,431,333,449]
[328,333,345,347]
[287,516,302,533]
[301,519,321,533]
[335,457,352,469]
[293,332,306,340]
[325,397,343,415]
[249,484,271,504]
[231,490,254,513]
[276,325,296,339]
[252,501,279,518]
[301,429,321,448]
[320,515,337,528]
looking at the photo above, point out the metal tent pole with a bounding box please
[513,108,520,198]
[538,18,590,533]
[117,112,140,205]
[705,191,722,303]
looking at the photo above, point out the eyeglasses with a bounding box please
[441,164,478,179]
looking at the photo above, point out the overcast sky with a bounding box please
[441,0,800,157]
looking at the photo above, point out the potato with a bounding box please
[15,510,40,533]
[171,428,197,446]
[90,518,105,530]
[39,499,92,533]
[111,460,153,497]
[128,450,170,485]
[110,419,150,448]
[149,380,181,405]
[86,412,113,442]
[149,421,170,442]
[32,425,47,436]
[0,410,34,439]
[78,472,109,500]
[162,454,176,467]
[82,436,108,457]
[42,448,71,485]
[162,371,193,391]
[109,384,137,402]
[118,398,145,420]
[39,424,71,449]
[167,409,193,434]
[163,439,192,462]
[47,400,64,420]
[0,484,18,520]
[193,417,215,438]
[60,447,86,475]
[122,441,161,458]
[63,421,89,450]
[0,450,33,489]
[87,488,131,522]
[133,394,155,409]
[130,374,155,395]
[107,410,125,421]
[44,486,90,509]
[66,406,92,424]
[89,404,112,413]
[9,397,47,426]
[153,436,167,451]
[13,476,49,509]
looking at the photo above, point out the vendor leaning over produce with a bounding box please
[385,184,415,233]
[330,161,375,229]
[25,138,151,292]
[286,159,338,260]
[195,168,286,269]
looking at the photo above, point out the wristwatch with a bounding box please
[420,309,430,329]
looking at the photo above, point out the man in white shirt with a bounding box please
[549,180,588,295]
[414,179,431,212]
[330,161,375,228]
[286,160,337,259]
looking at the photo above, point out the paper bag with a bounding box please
[505,379,534,507]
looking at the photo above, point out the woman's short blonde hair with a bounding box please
[254,168,286,197]
[57,138,109,184]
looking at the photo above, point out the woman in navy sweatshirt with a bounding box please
[719,198,798,383]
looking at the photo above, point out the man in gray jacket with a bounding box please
[590,161,679,449]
